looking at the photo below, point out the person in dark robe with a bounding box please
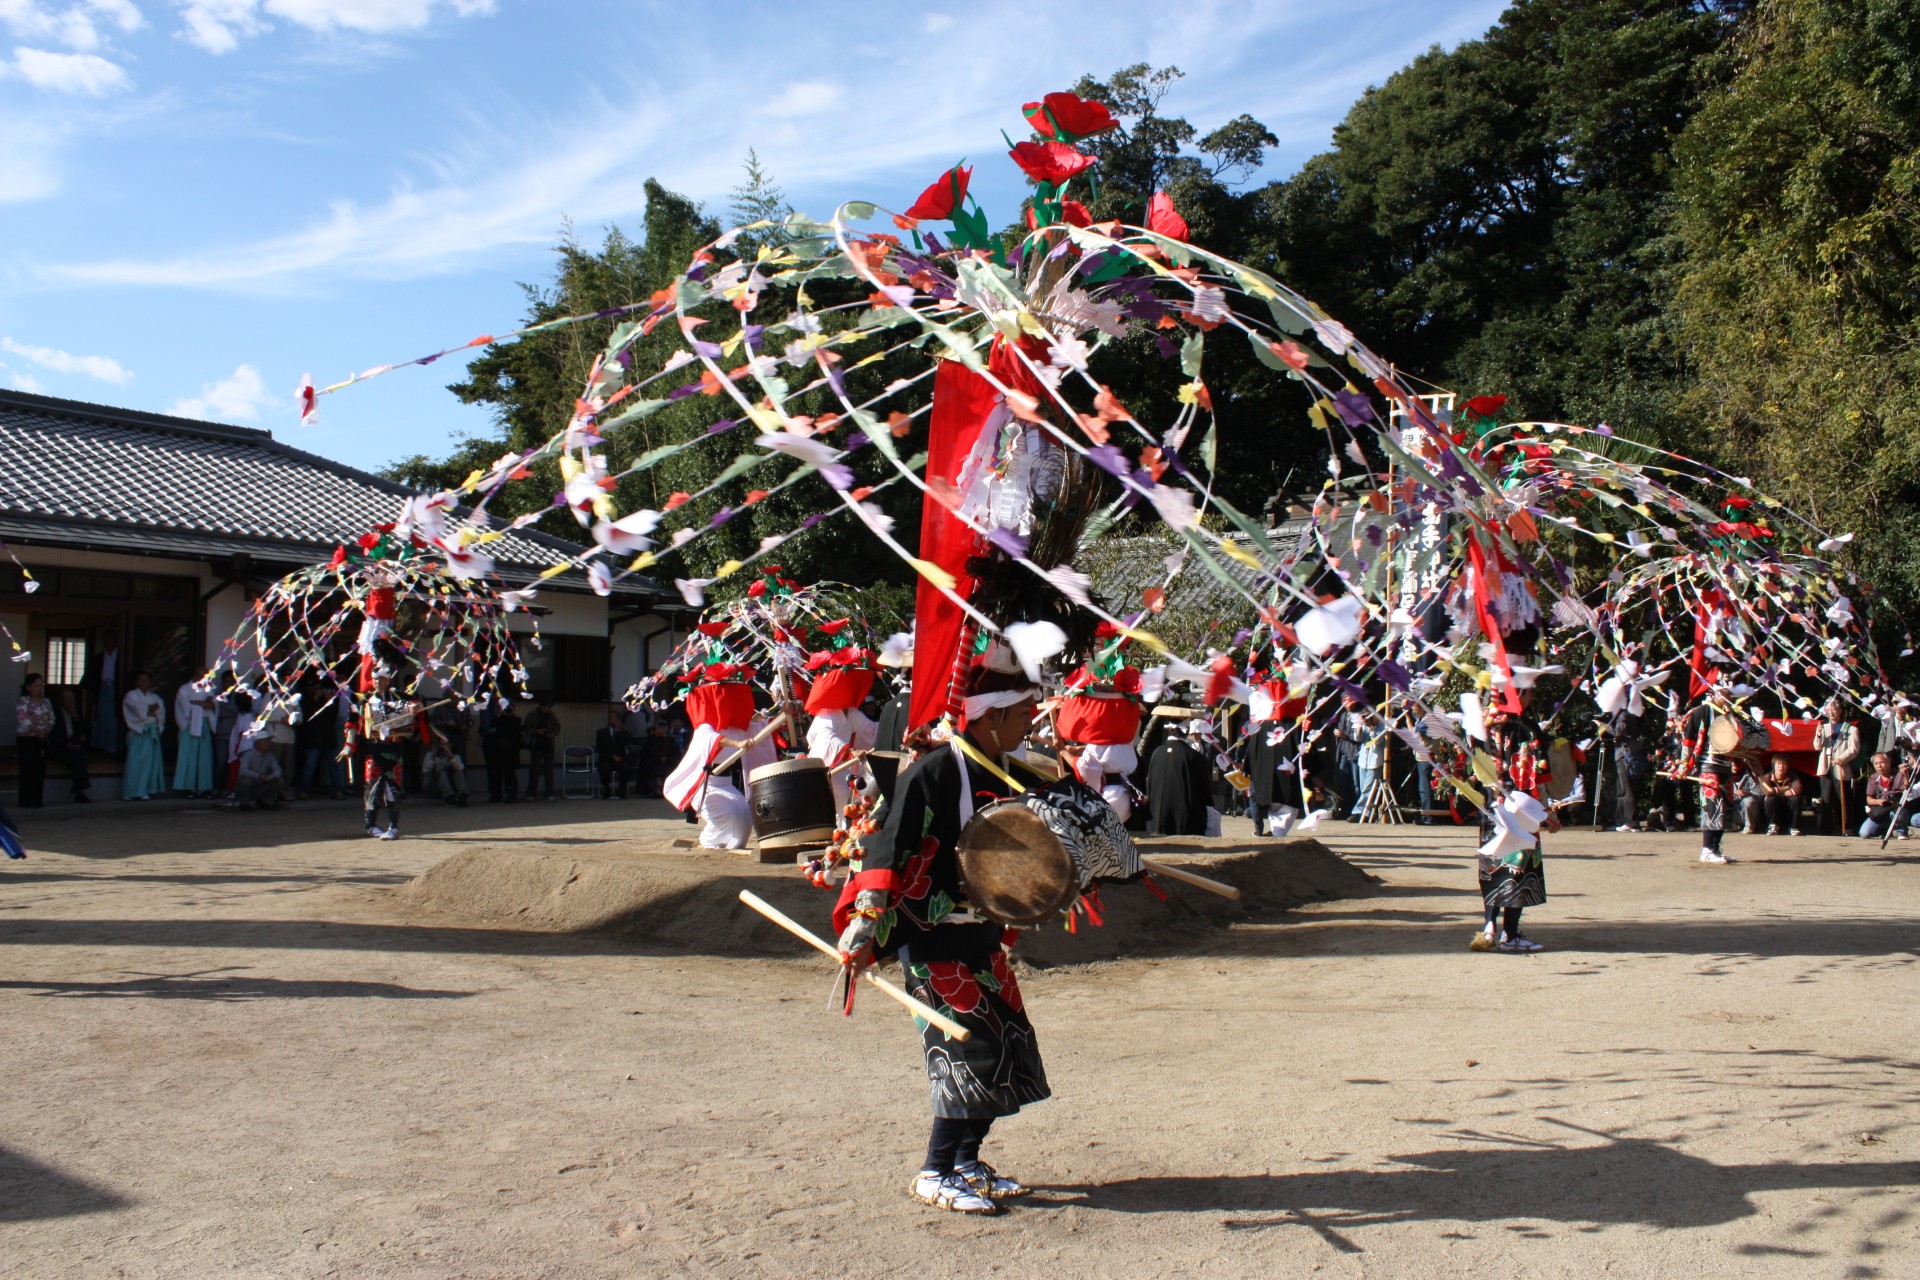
[874,683,911,753]
[1245,719,1303,835]
[1145,724,1211,835]
[837,664,1050,1215]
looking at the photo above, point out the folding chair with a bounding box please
[562,746,597,799]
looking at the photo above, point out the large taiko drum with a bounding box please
[1709,714,1771,767]
[747,757,837,851]
[957,779,1143,928]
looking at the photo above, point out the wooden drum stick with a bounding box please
[1138,856,1243,900]
[738,890,972,1042]
[710,713,788,776]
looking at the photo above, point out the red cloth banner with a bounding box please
[908,360,996,731]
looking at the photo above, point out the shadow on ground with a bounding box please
[1042,1123,1920,1251]
[0,1145,130,1222]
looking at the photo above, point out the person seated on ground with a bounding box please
[235,736,286,810]
[1858,752,1907,840]
[1759,754,1806,836]
[423,738,469,806]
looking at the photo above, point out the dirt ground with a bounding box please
[1,799,1916,1279]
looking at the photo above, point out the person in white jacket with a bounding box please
[120,671,166,801]
[172,681,217,798]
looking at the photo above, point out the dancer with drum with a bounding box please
[1679,687,1744,863]
[1472,696,1560,952]
[346,659,430,840]
[835,662,1052,1215]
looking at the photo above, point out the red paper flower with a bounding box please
[1022,91,1119,141]
[927,959,983,1014]
[1464,394,1508,419]
[1146,190,1188,241]
[815,618,851,636]
[747,580,767,598]
[903,165,972,221]
[1009,140,1097,186]
[1112,666,1142,695]
[696,621,729,637]
[702,663,736,682]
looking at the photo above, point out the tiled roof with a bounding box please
[0,388,658,599]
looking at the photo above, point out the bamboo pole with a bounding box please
[738,890,972,1041]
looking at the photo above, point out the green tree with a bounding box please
[1252,0,1740,446]
[1672,0,1920,620]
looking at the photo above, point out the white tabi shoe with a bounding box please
[911,1171,999,1215]
[1699,849,1729,863]
[956,1160,1030,1199]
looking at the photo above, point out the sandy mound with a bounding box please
[394,832,1379,965]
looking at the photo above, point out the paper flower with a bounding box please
[904,165,972,221]
[1022,91,1120,141]
[1146,191,1189,241]
[1009,140,1097,186]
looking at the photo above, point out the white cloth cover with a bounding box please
[806,707,877,808]
[697,778,751,849]
[1100,783,1132,825]
[663,723,722,811]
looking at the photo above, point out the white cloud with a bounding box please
[921,12,954,33]
[8,45,131,93]
[762,80,843,119]
[168,363,268,421]
[42,0,1518,292]
[9,371,48,394]
[1,336,133,382]
[0,0,142,50]
[176,0,495,53]
[176,0,263,53]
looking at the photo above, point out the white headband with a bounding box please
[962,688,1039,721]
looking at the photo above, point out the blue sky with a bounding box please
[0,0,1511,471]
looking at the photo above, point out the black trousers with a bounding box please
[597,758,625,797]
[527,743,555,798]
[1764,793,1799,832]
[16,737,45,807]
[1819,774,1850,834]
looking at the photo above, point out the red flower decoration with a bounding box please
[815,618,850,636]
[1009,140,1097,186]
[747,580,767,598]
[1146,190,1188,241]
[1022,92,1119,141]
[990,949,1024,1012]
[927,959,983,1014]
[903,835,937,900]
[696,621,729,637]
[1112,666,1142,695]
[903,165,972,221]
[1464,394,1508,419]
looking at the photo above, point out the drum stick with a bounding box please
[737,890,972,1042]
[1138,856,1242,900]
[710,713,788,776]
[827,750,866,777]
